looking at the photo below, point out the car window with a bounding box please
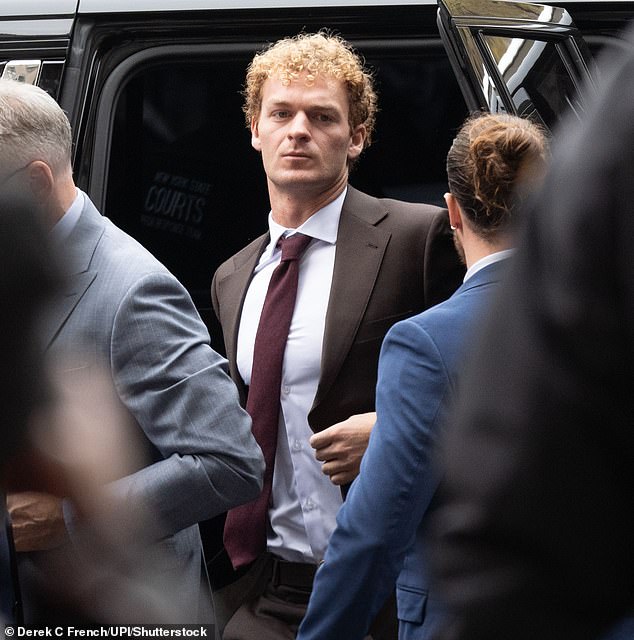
[105,57,266,339]
[101,46,468,343]
[480,34,583,127]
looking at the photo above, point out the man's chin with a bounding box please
[273,171,323,189]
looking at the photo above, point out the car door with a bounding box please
[60,1,470,342]
[0,1,77,99]
[437,0,595,129]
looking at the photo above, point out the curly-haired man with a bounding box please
[211,31,464,639]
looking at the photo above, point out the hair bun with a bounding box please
[446,113,548,238]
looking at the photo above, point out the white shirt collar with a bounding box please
[50,188,83,244]
[266,187,346,253]
[464,248,514,283]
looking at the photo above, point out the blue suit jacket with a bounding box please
[298,260,507,640]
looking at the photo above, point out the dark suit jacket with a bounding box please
[212,185,464,434]
[429,30,634,640]
[299,261,506,640]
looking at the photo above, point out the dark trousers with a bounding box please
[217,553,397,640]
[221,554,313,639]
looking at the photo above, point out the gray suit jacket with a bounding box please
[212,186,464,433]
[42,193,264,621]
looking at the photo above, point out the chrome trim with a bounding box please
[441,0,571,26]
[1,60,41,84]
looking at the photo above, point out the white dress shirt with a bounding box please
[236,189,347,564]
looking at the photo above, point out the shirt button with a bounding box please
[282,385,291,395]
[305,498,316,511]
[292,439,303,452]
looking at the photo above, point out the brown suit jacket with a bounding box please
[211,186,464,433]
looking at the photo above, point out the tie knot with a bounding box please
[279,233,312,262]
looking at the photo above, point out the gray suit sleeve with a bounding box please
[107,271,263,539]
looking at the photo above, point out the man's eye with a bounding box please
[273,111,290,119]
[315,114,333,122]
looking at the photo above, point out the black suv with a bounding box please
[1,0,633,346]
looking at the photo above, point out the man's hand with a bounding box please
[7,491,68,552]
[309,412,376,486]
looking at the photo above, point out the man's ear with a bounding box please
[444,192,463,231]
[25,161,55,202]
[251,117,262,152]
[347,124,367,162]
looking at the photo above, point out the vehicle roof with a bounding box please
[76,0,435,12]
[73,0,634,12]
[1,0,77,17]
[1,0,631,19]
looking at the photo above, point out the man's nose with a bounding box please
[287,112,310,139]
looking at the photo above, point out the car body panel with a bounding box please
[1,0,633,334]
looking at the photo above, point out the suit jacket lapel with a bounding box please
[216,234,269,386]
[43,197,102,349]
[312,187,391,413]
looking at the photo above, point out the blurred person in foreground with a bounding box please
[0,193,200,624]
[297,113,548,640]
[0,77,264,624]
[210,31,464,638]
[429,27,634,640]
[0,193,59,625]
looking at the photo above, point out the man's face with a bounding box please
[251,73,366,198]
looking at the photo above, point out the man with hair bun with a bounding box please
[211,31,463,638]
[297,112,548,640]
[430,30,634,640]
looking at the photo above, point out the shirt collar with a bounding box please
[50,187,83,244]
[267,187,346,251]
[464,248,514,283]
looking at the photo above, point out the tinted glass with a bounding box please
[106,59,266,342]
[481,34,581,126]
[104,51,467,343]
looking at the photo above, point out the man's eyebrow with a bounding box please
[264,99,341,112]
[313,105,340,113]
[266,100,291,107]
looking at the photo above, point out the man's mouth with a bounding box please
[283,151,310,158]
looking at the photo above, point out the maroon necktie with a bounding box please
[224,232,312,570]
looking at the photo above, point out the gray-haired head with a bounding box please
[0,79,72,181]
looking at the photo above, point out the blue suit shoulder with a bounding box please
[393,261,505,344]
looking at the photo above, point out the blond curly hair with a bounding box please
[243,31,378,147]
